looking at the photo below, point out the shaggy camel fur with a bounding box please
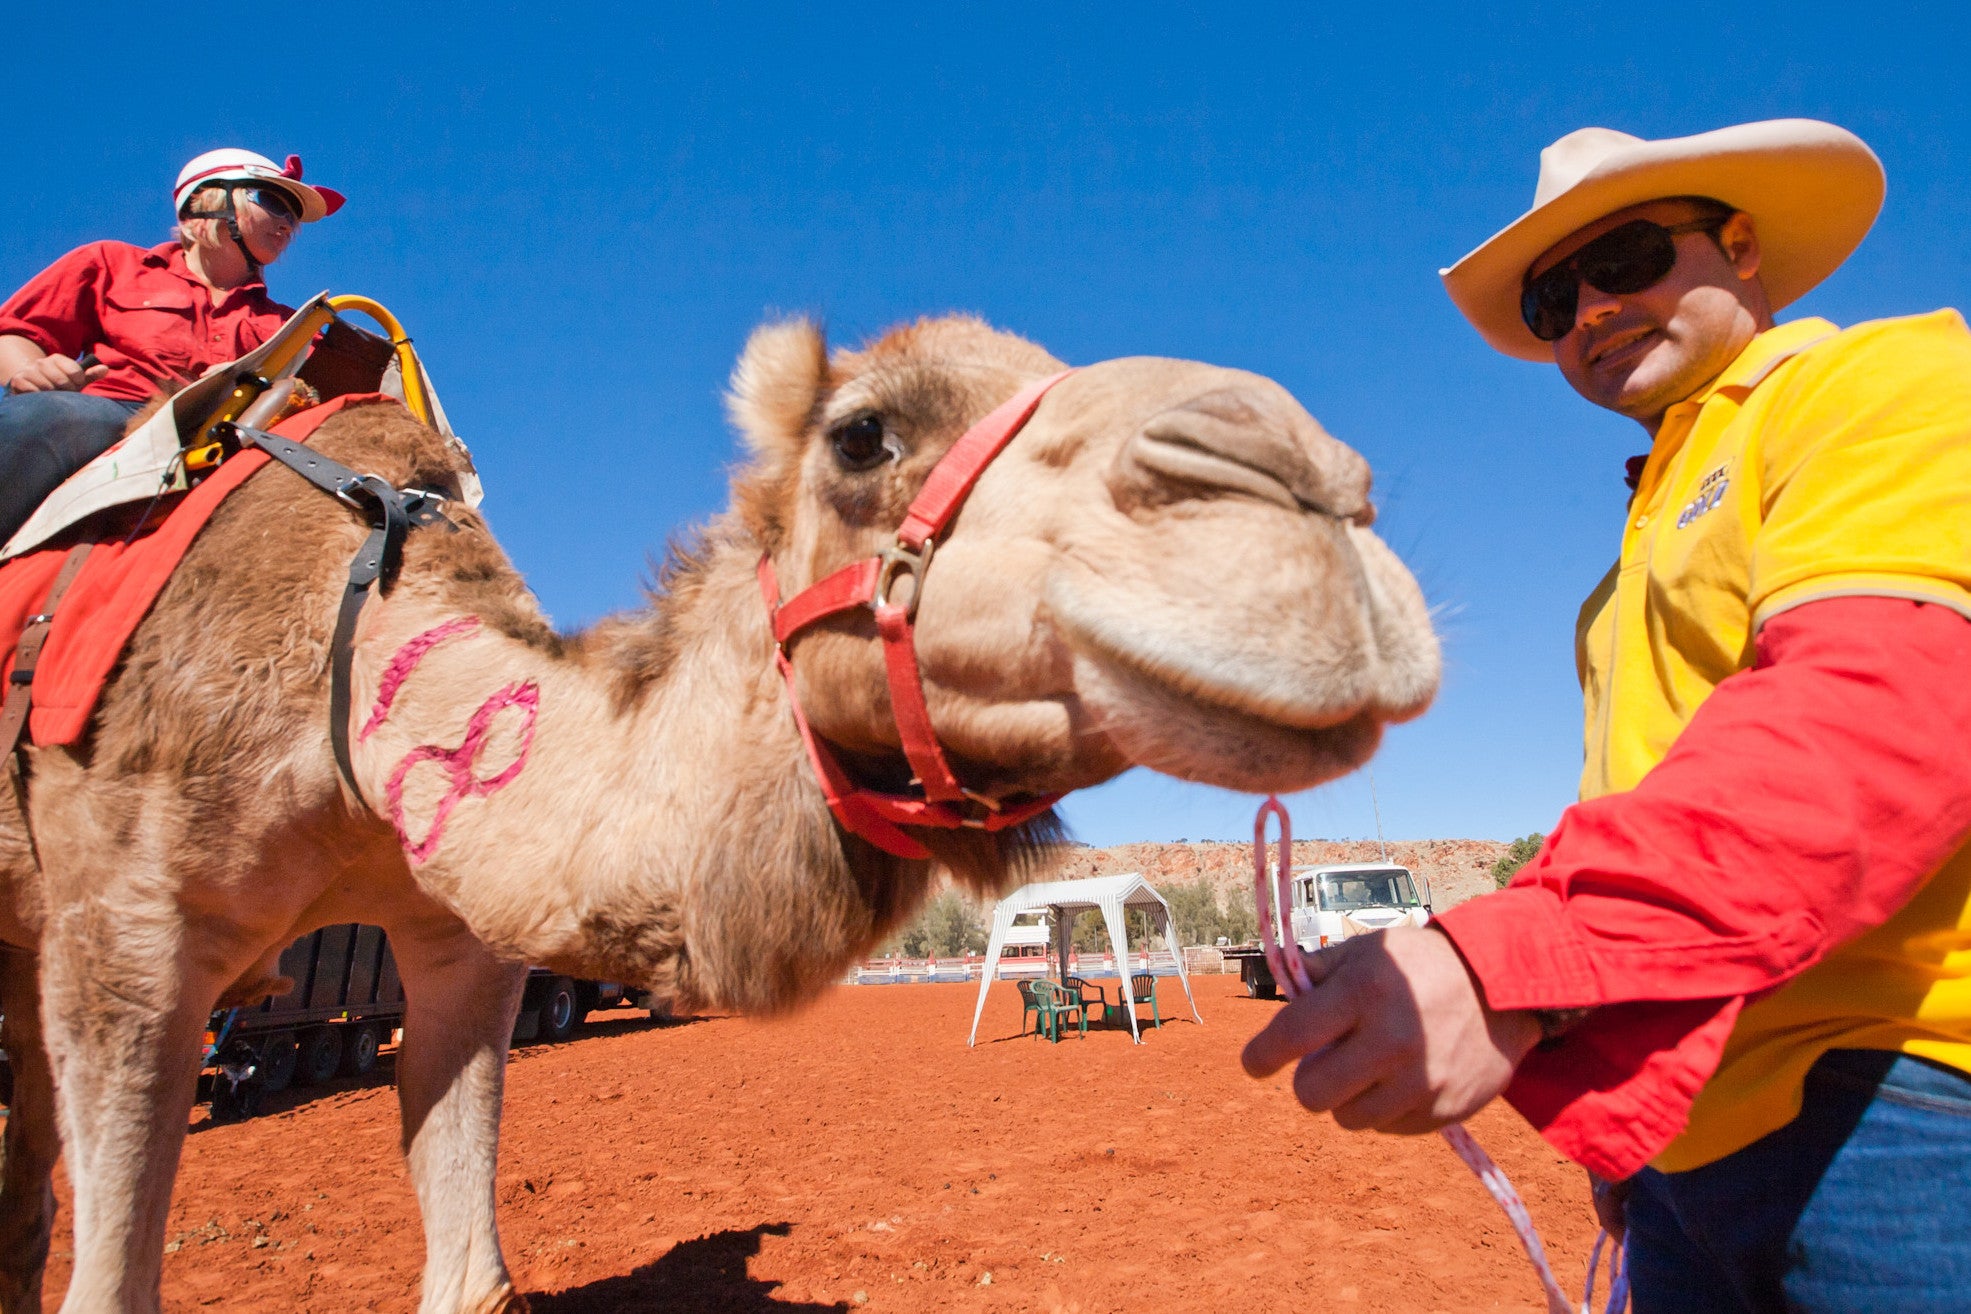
[0,314,1438,1312]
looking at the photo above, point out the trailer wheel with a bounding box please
[338,1023,381,1077]
[257,1032,299,1093]
[296,1028,342,1086]
[540,977,582,1042]
[209,1075,261,1123]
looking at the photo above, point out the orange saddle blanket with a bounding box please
[0,395,392,748]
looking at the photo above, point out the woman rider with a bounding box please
[0,148,344,545]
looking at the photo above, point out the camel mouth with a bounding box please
[1044,519,1439,744]
[1068,646,1388,794]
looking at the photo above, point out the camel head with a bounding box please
[727,315,1439,874]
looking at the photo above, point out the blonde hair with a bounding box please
[174,184,237,248]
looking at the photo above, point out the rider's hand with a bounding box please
[1241,925,1540,1134]
[6,353,108,393]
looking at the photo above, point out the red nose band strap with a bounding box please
[895,372,1074,548]
[761,368,1076,858]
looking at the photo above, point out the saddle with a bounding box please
[0,395,388,749]
[1,293,480,562]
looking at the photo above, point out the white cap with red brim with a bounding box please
[174,148,346,224]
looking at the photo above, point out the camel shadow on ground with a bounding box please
[527,1223,849,1313]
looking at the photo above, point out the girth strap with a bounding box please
[226,423,455,809]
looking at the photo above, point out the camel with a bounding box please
[0,313,1438,1312]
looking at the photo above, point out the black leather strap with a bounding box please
[225,423,455,809]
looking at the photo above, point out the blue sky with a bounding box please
[9,4,1966,844]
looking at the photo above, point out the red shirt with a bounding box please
[1435,595,1971,1179]
[0,241,292,403]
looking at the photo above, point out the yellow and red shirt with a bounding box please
[1438,312,1971,1176]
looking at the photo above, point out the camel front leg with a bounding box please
[391,919,529,1314]
[0,947,58,1313]
[38,908,218,1314]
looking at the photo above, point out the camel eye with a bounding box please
[830,414,889,471]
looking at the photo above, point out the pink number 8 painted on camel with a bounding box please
[385,680,540,865]
[359,616,542,866]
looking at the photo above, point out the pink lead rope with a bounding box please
[1253,796,1629,1314]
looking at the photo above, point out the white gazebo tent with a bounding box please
[967,873,1201,1045]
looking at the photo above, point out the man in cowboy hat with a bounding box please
[1246,119,1971,1309]
[0,148,344,545]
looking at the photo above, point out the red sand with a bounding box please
[39,975,1597,1311]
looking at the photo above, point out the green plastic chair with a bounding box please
[1030,979,1086,1042]
[1065,975,1110,1025]
[1015,978,1042,1037]
[1129,973,1161,1029]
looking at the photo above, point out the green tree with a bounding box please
[1491,833,1546,889]
[1161,879,1222,948]
[1155,879,1258,947]
[1220,883,1258,945]
[1067,905,1165,954]
[884,888,988,957]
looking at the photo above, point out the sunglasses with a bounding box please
[238,185,302,225]
[1520,216,1729,342]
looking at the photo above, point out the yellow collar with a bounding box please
[1690,317,1840,406]
[1634,319,1839,503]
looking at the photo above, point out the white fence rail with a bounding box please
[846,947,1234,985]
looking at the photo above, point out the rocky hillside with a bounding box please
[1041,838,1512,912]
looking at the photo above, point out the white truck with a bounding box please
[1225,861,1433,999]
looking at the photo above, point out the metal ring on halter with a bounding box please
[872,538,934,617]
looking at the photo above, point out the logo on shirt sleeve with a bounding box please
[1677,465,1731,529]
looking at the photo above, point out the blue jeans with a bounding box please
[1627,1048,1971,1313]
[0,389,142,545]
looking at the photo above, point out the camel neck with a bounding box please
[353,530,916,1014]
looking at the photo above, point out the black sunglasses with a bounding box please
[238,185,302,224]
[1520,216,1729,342]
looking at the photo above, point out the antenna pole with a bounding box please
[1367,765,1390,863]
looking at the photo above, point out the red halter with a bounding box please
[758,369,1076,859]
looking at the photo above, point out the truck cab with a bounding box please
[1233,861,1432,999]
[1288,862,1432,949]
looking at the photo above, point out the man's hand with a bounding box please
[1241,925,1540,1133]
[5,352,107,394]
[1589,1172,1631,1243]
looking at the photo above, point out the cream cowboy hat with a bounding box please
[1441,119,1884,360]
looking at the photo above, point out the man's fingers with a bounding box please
[1327,1064,1430,1131]
[1291,1033,1392,1118]
[81,363,109,383]
[1241,985,1355,1078]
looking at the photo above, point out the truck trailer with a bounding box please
[202,925,641,1120]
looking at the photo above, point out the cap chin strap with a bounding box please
[761,369,1076,860]
[182,183,263,283]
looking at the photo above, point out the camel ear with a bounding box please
[726,318,828,456]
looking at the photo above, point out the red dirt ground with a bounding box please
[37,975,1598,1312]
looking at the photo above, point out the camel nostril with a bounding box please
[1112,386,1371,520]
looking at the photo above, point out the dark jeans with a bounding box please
[1627,1048,1971,1313]
[0,389,142,546]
